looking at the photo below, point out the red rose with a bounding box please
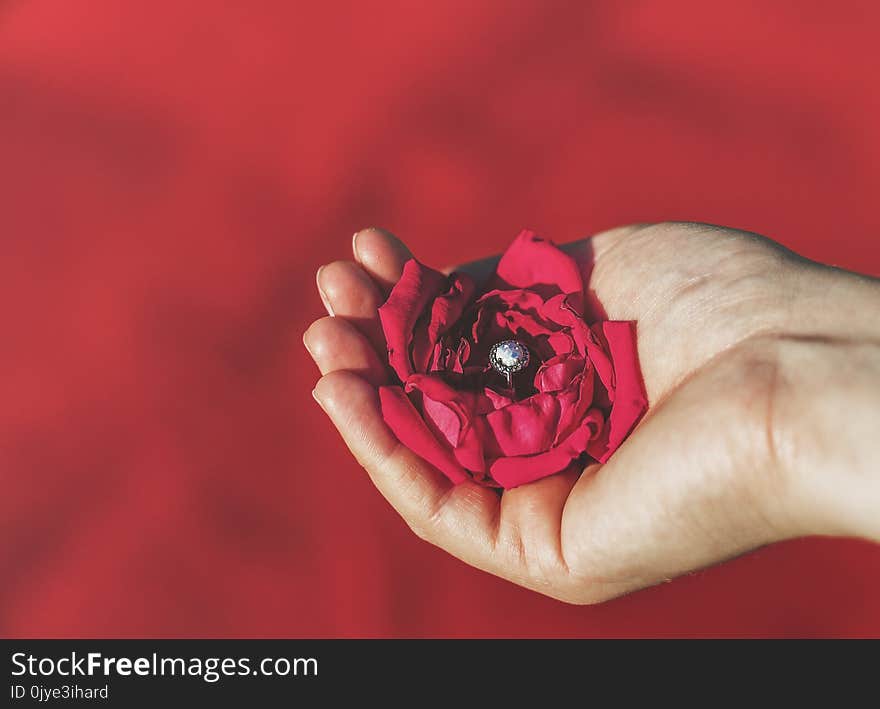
[377,229,648,489]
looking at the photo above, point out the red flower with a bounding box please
[377,230,648,489]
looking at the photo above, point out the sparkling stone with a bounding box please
[491,340,529,373]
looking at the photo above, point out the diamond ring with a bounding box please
[489,340,530,392]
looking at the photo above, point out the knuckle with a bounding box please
[406,519,433,543]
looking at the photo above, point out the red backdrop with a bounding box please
[2,1,879,638]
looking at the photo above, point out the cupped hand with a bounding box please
[304,223,880,603]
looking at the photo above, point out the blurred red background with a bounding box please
[2,1,879,638]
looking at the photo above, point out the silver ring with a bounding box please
[489,340,530,391]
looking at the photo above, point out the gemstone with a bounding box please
[490,340,530,374]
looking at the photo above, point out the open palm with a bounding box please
[305,222,873,603]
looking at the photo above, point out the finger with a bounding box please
[303,316,388,386]
[316,260,386,352]
[496,465,581,584]
[312,370,505,572]
[313,370,594,600]
[352,227,413,294]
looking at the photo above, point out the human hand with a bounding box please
[304,223,880,603]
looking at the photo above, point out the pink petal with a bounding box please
[534,354,585,393]
[482,387,514,411]
[412,272,477,372]
[404,374,474,448]
[484,393,560,458]
[403,374,491,475]
[492,229,584,304]
[470,289,548,344]
[500,309,556,338]
[489,408,605,489]
[476,288,548,310]
[378,385,468,484]
[546,331,575,356]
[549,301,614,387]
[553,365,595,445]
[587,321,617,396]
[422,395,463,447]
[453,421,487,473]
[585,321,648,462]
[378,259,450,380]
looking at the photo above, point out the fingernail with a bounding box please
[311,388,326,411]
[316,265,334,316]
[352,230,361,257]
[302,328,315,357]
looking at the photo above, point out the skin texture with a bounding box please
[304,223,880,604]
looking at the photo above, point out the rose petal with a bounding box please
[422,395,463,447]
[471,289,549,343]
[404,374,475,447]
[412,272,476,373]
[450,338,470,373]
[376,233,647,488]
[484,393,560,458]
[546,331,575,357]
[402,374,489,474]
[482,387,513,411]
[453,422,487,473]
[378,259,450,380]
[578,332,613,396]
[585,321,648,463]
[489,408,605,489]
[492,230,584,308]
[378,385,468,483]
[534,354,585,393]
[553,365,595,445]
[476,288,547,311]
[500,309,557,339]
